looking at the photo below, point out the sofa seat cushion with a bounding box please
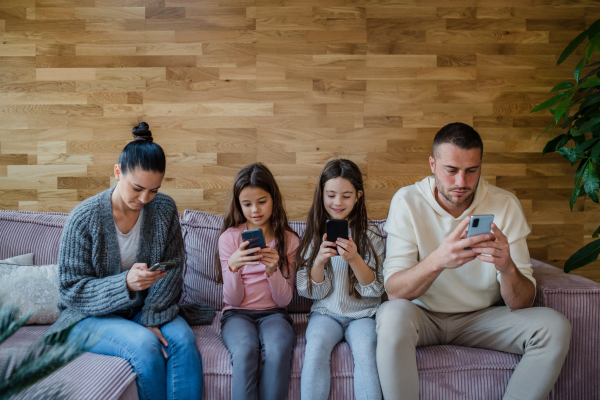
[194,311,521,400]
[1,325,137,400]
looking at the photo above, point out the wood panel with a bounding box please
[1,0,600,283]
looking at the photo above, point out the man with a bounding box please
[376,122,571,400]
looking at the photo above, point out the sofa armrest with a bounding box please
[531,260,600,399]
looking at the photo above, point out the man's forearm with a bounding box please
[499,264,535,310]
[385,254,443,300]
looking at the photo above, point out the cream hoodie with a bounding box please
[383,176,535,313]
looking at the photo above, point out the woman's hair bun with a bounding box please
[132,122,153,143]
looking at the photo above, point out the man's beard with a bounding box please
[434,174,477,207]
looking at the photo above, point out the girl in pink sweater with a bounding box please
[217,163,299,400]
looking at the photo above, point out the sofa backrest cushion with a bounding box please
[179,209,388,313]
[0,210,68,265]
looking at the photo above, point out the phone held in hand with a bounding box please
[241,228,267,257]
[326,219,349,247]
[149,261,176,271]
[465,214,494,250]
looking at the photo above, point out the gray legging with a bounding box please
[301,312,382,400]
[221,308,295,400]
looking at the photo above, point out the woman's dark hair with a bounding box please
[119,122,166,174]
[216,163,298,283]
[296,159,381,298]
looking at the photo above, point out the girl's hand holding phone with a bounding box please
[335,237,359,263]
[126,263,166,291]
[260,245,280,276]
[228,240,262,272]
[314,233,338,267]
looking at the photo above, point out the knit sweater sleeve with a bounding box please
[141,202,184,327]
[58,205,140,315]
[353,225,386,298]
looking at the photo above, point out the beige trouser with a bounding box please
[375,299,571,400]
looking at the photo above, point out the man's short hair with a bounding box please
[432,122,483,159]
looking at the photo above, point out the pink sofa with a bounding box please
[1,209,599,400]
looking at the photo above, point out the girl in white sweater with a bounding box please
[296,159,385,400]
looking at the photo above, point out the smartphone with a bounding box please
[149,261,176,271]
[241,228,267,257]
[326,219,349,246]
[465,214,494,249]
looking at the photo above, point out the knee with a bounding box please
[264,334,294,361]
[230,341,260,364]
[128,329,164,366]
[376,299,419,345]
[166,326,198,353]
[535,308,571,350]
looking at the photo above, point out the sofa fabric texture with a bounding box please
[1,209,599,399]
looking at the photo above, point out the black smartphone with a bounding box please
[465,214,494,250]
[241,228,267,257]
[149,261,176,271]
[326,219,349,245]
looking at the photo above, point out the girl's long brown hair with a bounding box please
[216,163,297,283]
[296,159,381,298]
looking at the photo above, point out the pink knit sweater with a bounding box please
[218,224,299,311]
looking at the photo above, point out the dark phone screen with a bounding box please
[241,228,266,256]
[326,219,349,244]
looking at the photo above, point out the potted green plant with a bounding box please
[531,18,600,273]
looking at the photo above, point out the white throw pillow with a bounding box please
[0,253,34,266]
[0,263,60,325]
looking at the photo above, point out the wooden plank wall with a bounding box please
[1,0,600,282]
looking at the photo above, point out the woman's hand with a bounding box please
[147,326,168,358]
[336,237,359,263]
[261,246,280,276]
[314,233,338,268]
[228,240,262,272]
[126,263,166,291]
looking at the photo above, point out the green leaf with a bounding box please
[592,225,600,238]
[580,91,600,111]
[554,98,570,123]
[570,159,588,210]
[587,39,596,63]
[591,141,600,161]
[558,29,589,66]
[564,239,600,272]
[551,81,575,92]
[575,58,584,83]
[579,115,600,133]
[588,19,600,40]
[583,161,600,202]
[580,76,600,88]
[571,127,584,138]
[530,92,566,114]
[558,147,585,165]
[575,137,600,153]
[542,133,570,155]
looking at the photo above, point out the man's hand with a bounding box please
[126,263,166,291]
[147,326,168,358]
[430,217,490,271]
[470,223,515,273]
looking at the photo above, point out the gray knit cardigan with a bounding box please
[45,187,214,336]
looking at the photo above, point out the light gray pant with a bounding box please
[221,308,295,400]
[301,312,382,400]
[376,299,571,400]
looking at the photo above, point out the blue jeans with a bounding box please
[70,307,203,400]
[301,312,381,400]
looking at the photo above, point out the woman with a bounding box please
[46,122,209,400]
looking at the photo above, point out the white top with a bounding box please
[296,224,386,319]
[383,176,535,313]
[114,208,143,272]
